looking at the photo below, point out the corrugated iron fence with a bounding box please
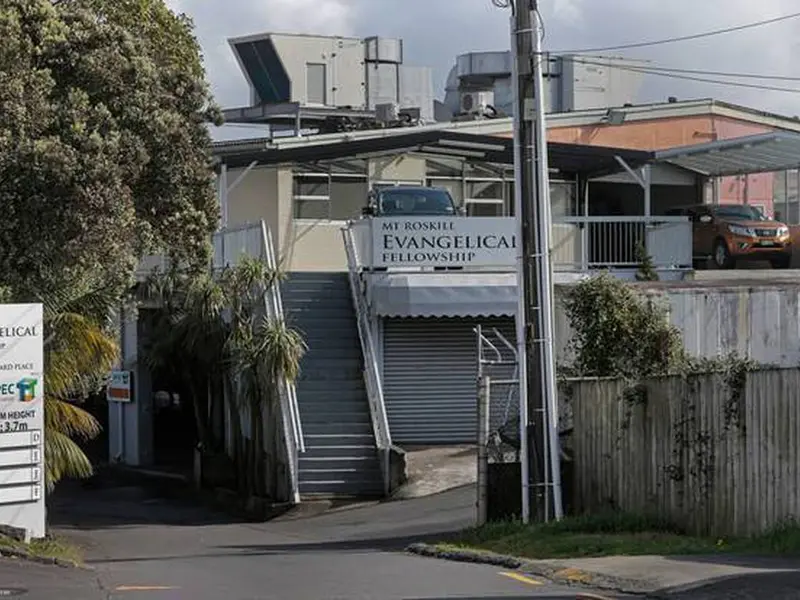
[571,368,800,537]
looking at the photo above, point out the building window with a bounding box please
[306,63,327,105]
[504,180,577,217]
[330,178,367,220]
[293,172,367,221]
[551,181,577,217]
[293,174,330,220]
[426,178,463,207]
[466,180,505,217]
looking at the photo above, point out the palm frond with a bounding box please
[46,312,119,400]
[45,397,101,441]
[45,429,95,493]
[256,316,306,382]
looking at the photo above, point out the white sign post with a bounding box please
[107,370,133,403]
[0,304,45,541]
[371,217,517,268]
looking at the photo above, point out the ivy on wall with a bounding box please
[559,273,759,504]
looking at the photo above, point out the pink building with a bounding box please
[498,99,800,220]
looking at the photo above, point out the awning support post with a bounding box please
[227,160,259,194]
[614,156,651,217]
[218,164,228,230]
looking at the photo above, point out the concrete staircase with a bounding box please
[282,272,384,498]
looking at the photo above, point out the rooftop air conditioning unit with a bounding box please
[376,102,399,123]
[460,90,495,115]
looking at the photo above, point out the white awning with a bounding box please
[368,271,590,318]
[654,132,800,177]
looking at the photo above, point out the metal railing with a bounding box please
[553,216,692,270]
[212,222,305,504]
[345,215,692,273]
[342,225,393,496]
[259,222,305,504]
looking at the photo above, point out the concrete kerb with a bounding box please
[0,548,88,570]
[405,543,660,596]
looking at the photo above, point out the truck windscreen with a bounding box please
[379,188,456,216]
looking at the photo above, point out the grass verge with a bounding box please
[439,512,800,560]
[0,534,83,565]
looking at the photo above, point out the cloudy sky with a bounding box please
[166,0,800,131]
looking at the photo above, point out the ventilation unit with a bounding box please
[460,90,495,115]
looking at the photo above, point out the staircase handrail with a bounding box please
[259,221,304,504]
[342,224,393,494]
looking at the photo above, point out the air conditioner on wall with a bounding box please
[460,90,495,115]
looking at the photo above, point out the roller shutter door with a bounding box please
[382,317,516,444]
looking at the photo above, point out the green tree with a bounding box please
[35,284,120,490]
[0,0,220,300]
[634,242,659,282]
[562,273,684,380]
[142,258,306,499]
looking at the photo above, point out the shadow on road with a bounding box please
[86,530,465,565]
[663,570,800,598]
[48,478,246,529]
[663,554,800,571]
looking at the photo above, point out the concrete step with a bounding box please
[291,316,359,330]
[285,306,355,319]
[299,357,362,370]
[285,272,349,281]
[304,433,375,447]
[282,296,353,308]
[302,420,374,436]
[298,401,371,416]
[300,409,371,425]
[297,379,366,394]
[298,467,382,484]
[301,444,377,459]
[298,366,362,381]
[283,282,350,295]
[299,479,383,496]
[300,346,362,361]
[299,336,361,351]
[299,455,379,470]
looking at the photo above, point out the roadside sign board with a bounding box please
[0,303,45,540]
[107,370,133,403]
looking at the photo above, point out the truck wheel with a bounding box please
[770,255,792,269]
[713,239,734,269]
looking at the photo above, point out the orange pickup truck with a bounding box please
[665,203,792,269]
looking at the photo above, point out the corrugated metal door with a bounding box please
[383,317,516,444]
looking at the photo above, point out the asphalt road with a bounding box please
[665,571,800,599]
[20,481,594,600]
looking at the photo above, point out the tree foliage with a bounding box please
[634,242,659,282]
[141,258,306,499]
[37,282,120,490]
[561,273,760,379]
[0,0,220,299]
[562,273,685,380]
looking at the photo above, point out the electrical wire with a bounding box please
[547,11,800,54]
[580,61,800,83]
[572,57,800,94]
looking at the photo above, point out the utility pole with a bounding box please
[510,0,563,524]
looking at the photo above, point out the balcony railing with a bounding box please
[348,215,692,273]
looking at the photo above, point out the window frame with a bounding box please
[292,171,368,223]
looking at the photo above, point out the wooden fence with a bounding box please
[570,368,800,536]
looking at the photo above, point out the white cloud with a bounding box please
[168,0,800,116]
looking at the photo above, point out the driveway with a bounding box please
[35,479,586,600]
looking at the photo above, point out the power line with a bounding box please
[586,61,800,82]
[574,58,800,94]
[548,11,800,54]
